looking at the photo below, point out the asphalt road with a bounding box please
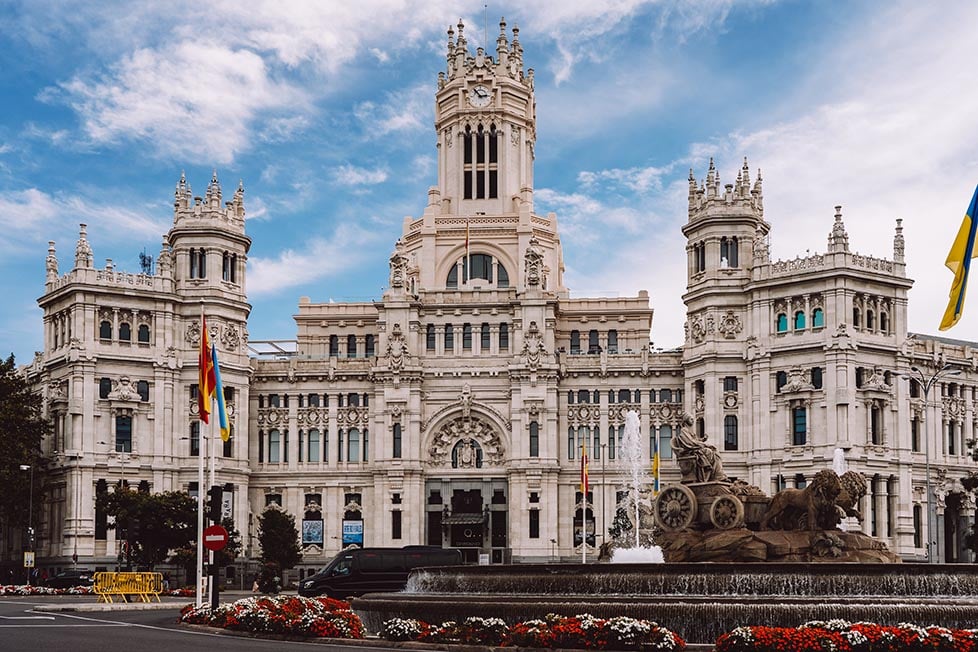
[0,596,400,652]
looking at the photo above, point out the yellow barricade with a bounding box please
[93,572,163,603]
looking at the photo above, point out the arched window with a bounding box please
[660,389,673,403]
[100,320,112,340]
[347,334,357,358]
[776,314,788,333]
[445,323,454,350]
[499,323,509,351]
[618,389,631,403]
[347,428,360,462]
[793,311,805,330]
[137,324,150,343]
[880,312,889,333]
[497,264,509,287]
[446,253,508,288]
[724,415,738,451]
[426,324,436,351]
[719,236,738,267]
[529,421,539,457]
[447,263,460,288]
[577,389,590,404]
[570,330,581,354]
[853,307,861,328]
[867,310,875,330]
[812,308,824,328]
[588,330,600,354]
[119,323,131,341]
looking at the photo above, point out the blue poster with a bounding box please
[342,519,363,546]
[302,519,323,545]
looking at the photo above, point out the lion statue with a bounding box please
[836,470,867,520]
[761,469,843,531]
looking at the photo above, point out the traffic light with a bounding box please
[207,485,223,523]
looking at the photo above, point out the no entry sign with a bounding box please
[202,524,229,551]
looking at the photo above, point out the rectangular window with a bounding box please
[499,323,509,351]
[911,417,920,452]
[223,430,233,458]
[464,171,473,199]
[529,421,539,457]
[792,407,807,445]
[723,376,738,392]
[476,169,485,199]
[463,324,472,350]
[258,431,264,463]
[115,415,132,452]
[488,170,498,199]
[392,423,402,459]
[392,510,402,540]
[190,421,200,457]
[481,323,491,350]
[529,509,540,539]
[949,421,957,455]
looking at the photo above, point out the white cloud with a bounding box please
[0,187,166,256]
[56,41,308,163]
[333,164,389,186]
[248,222,385,295]
[354,84,431,137]
[578,164,673,193]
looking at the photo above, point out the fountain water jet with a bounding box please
[608,410,664,562]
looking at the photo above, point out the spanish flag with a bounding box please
[580,441,589,495]
[212,343,230,442]
[940,185,978,330]
[198,314,216,423]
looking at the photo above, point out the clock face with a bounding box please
[469,85,491,108]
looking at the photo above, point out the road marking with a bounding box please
[0,616,56,620]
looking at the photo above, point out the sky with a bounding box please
[2,0,978,364]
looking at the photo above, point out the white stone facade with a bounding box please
[14,20,978,577]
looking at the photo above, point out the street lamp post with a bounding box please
[19,464,34,585]
[904,363,960,564]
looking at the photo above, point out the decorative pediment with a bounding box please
[429,416,504,467]
[781,367,815,394]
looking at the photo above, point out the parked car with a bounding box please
[298,546,462,598]
[44,570,94,589]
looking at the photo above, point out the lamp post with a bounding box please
[19,464,34,585]
[904,363,960,563]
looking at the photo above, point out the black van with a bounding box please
[298,546,462,598]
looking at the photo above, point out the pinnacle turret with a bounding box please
[46,241,58,281]
[827,205,850,253]
[687,159,764,218]
[442,18,528,84]
[75,223,94,269]
[893,218,905,263]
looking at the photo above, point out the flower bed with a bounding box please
[0,584,94,596]
[180,594,363,639]
[715,620,978,652]
[379,614,686,650]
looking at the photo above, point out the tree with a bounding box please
[0,354,50,546]
[257,507,302,571]
[96,488,198,569]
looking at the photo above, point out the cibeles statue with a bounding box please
[671,413,729,484]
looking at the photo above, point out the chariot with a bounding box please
[652,481,770,532]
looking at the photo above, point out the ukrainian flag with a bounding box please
[651,435,660,496]
[941,185,978,330]
[211,344,230,442]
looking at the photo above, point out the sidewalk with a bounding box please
[32,588,296,612]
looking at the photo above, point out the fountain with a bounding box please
[607,410,664,563]
[350,419,978,644]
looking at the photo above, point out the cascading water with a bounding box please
[611,410,664,563]
[833,448,850,531]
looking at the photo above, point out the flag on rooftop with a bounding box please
[212,343,230,442]
[940,184,978,330]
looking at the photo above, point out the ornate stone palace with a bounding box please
[13,20,978,579]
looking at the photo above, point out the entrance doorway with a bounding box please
[425,479,508,563]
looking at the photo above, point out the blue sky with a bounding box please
[3,1,978,364]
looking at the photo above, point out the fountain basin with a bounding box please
[351,563,978,644]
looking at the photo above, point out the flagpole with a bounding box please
[195,303,205,609]
[208,392,217,607]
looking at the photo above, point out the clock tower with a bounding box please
[435,18,536,216]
